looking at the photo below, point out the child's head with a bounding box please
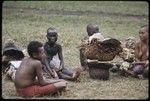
[46,27,58,44]
[86,24,99,36]
[27,41,44,60]
[139,25,149,42]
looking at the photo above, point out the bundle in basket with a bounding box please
[80,38,123,61]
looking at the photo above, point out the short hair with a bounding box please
[47,27,58,36]
[87,24,99,33]
[141,25,149,32]
[27,41,43,58]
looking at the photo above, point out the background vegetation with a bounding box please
[2,1,149,99]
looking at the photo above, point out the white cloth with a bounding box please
[50,54,60,69]
[10,61,22,69]
[6,60,22,81]
[88,33,104,42]
[120,61,130,70]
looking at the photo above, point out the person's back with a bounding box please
[14,41,67,97]
[80,24,104,70]
[15,57,40,88]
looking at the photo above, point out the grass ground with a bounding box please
[2,1,149,99]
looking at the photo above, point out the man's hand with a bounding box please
[58,66,64,71]
[52,69,59,79]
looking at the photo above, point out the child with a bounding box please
[14,41,67,97]
[123,25,149,79]
[44,27,81,81]
[80,24,104,70]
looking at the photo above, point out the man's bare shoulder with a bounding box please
[135,40,141,46]
[31,59,42,67]
[22,57,42,67]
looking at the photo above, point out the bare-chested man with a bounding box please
[124,25,149,79]
[14,41,67,97]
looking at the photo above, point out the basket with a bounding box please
[84,49,116,61]
[81,38,122,61]
[87,62,113,80]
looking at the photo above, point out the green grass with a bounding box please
[3,1,148,15]
[2,1,149,99]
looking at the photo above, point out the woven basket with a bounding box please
[81,38,122,61]
[87,62,113,80]
[84,49,116,61]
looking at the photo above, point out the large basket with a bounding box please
[87,62,113,80]
[81,38,122,61]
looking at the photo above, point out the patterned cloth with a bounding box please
[16,84,56,97]
[120,61,131,71]
[5,61,22,81]
[132,64,145,75]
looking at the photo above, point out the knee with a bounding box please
[54,80,67,89]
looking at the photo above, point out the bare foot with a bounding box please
[72,71,81,81]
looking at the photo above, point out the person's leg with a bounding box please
[124,64,144,78]
[53,80,67,90]
[61,67,73,77]
[61,67,81,81]
[58,72,75,80]
[132,65,144,76]
[16,80,67,97]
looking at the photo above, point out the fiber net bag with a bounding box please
[80,38,123,61]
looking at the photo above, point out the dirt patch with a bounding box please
[3,6,148,19]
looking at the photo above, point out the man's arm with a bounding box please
[44,43,52,60]
[134,41,141,62]
[35,61,49,86]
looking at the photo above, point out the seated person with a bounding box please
[14,41,67,97]
[79,24,104,70]
[123,25,149,79]
[44,27,81,81]
[2,39,24,81]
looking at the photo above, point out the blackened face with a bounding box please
[46,32,58,44]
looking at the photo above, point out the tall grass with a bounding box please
[2,1,149,99]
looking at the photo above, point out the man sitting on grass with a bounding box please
[122,25,149,79]
[14,41,67,97]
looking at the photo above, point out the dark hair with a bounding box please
[141,25,149,32]
[87,24,99,33]
[27,41,43,58]
[47,27,58,36]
